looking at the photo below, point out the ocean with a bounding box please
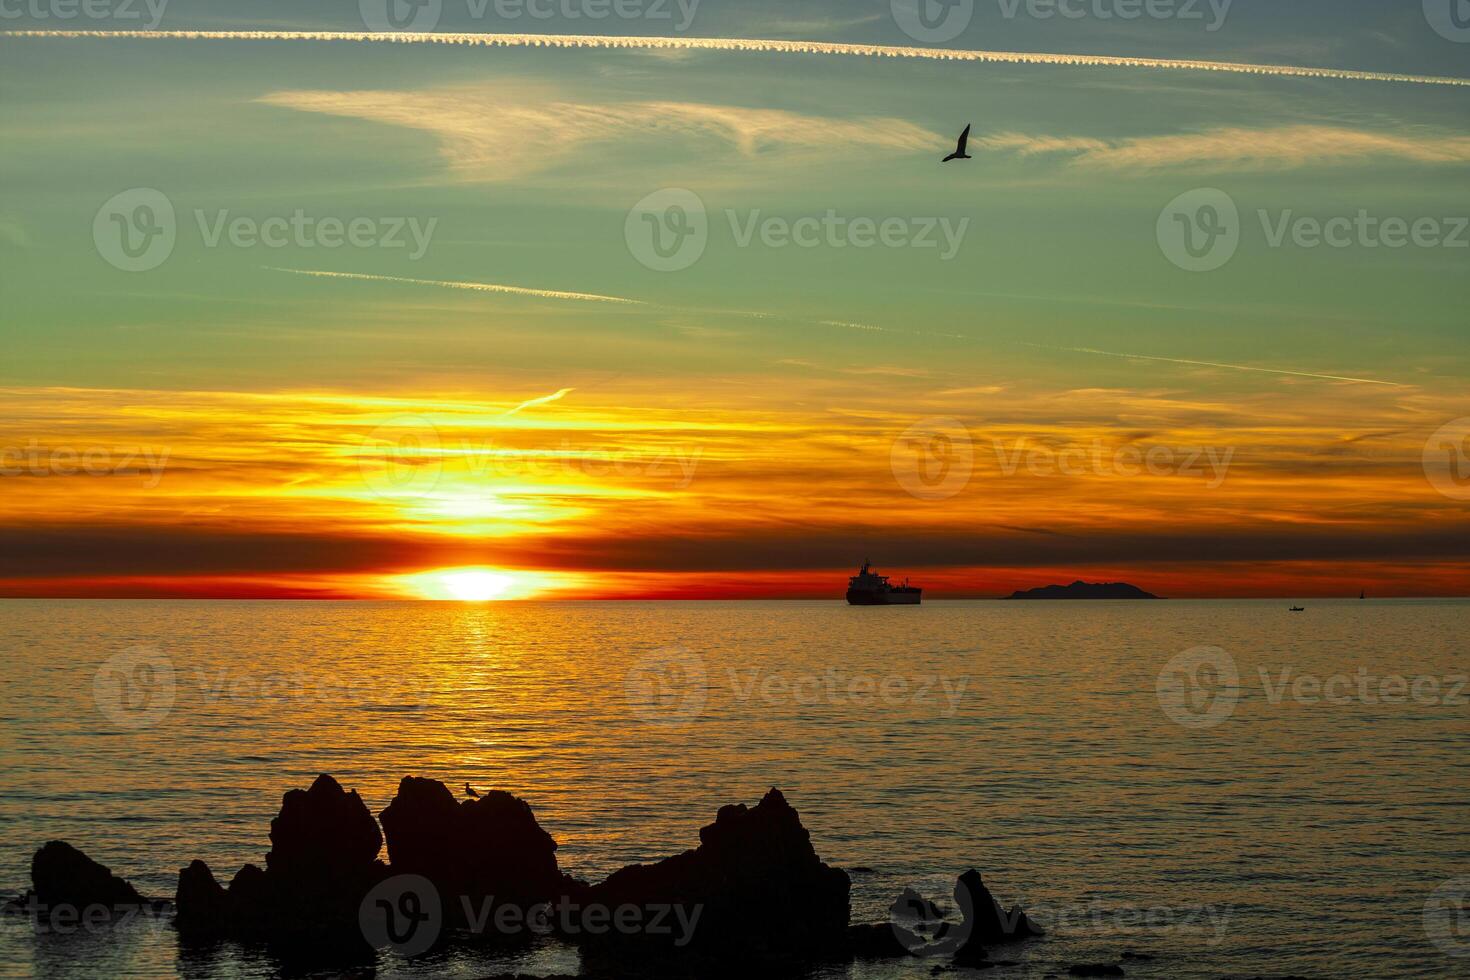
[2,598,1467,978]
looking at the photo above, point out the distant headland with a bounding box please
[1005,581,1161,600]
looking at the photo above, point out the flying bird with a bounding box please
[943,124,972,163]
[465,783,480,798]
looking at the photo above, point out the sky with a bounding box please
[1,0,1468,598]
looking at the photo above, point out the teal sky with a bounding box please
[1,2,1467,597]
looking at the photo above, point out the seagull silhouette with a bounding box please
[464,783,480,798]
[943,124,972,163]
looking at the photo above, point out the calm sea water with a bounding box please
[1,599,1467,979]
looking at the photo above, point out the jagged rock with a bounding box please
[952,868,1043,957]
[176,775,385,943]
[890,886,946,921]
[378,775,577,919]
[268,773,382,883]
[30,841,144,910]
[174,860,229,933]
[585,788,850,961]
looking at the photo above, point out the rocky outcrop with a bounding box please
[953,868,1044,950]
[268,773,383,883]
[173,860,229,933]
[175,774,385,943]
[31,841,144,910]
[378,775,578,919]
[584,788,850,962]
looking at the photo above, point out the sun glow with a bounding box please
[402,568,518,601]
[441,570,513,601]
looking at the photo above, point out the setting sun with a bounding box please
[400,568,517,601]
[440,570,513,601]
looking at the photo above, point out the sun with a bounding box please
[392,566,586,601]
[438,570,514,601]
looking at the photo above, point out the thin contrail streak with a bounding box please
[504,387,575,416]
[5,30,1468,87]
[1042,344,1404,387]
[265,267,643,305]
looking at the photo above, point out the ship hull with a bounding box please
[846,589,922,606]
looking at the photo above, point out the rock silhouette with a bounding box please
[30,840,144,910]
[268,773,383,882]
[953,868,1044,951]
[584,788,850,962]
[175,774,385,944]
[28,774,1049,972]
[379,775,583,926]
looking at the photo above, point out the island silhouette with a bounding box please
[1005,581,1160,600]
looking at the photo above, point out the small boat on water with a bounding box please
[1290,606,1305,612]
[846,561,921,606]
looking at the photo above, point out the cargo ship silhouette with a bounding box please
[845,561,922,605]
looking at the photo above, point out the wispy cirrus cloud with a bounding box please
[976,125,1470,171]
[257,87,938,181]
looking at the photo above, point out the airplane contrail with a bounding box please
[1040,344,1404,386]
[5,30,1469,88]
[504,387,575,416]
[265,267,643,305]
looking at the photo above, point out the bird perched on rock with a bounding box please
[464,783,480,798]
